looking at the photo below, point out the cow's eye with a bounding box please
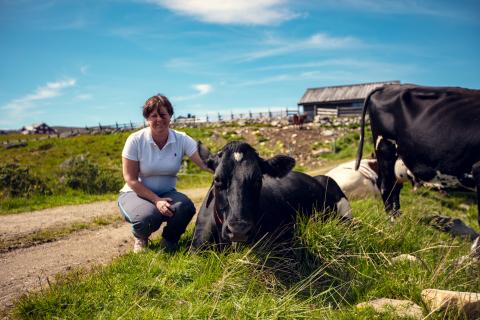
[214,176,226,189]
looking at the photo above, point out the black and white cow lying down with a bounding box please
[325,159,381,199]
[355,84,480,256]
[192,141,352,248]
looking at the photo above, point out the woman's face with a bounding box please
[147,106,171,133]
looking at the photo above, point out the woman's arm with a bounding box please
[189,151,213,173]
[122,157,174,217]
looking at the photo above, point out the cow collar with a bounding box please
[206,185,224,226]
[214,203,224,226]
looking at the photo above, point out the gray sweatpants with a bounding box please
[118,190,196,242]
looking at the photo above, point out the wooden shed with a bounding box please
[298,81,400,119]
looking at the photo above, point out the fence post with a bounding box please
[218,113,222,122]
[130,121,134,129]
[98,122,103,131]
[268,109,272,119]
[115,122,119,129]
[206,114,209,123]
[249,110,252,119]
[231,112,234,121]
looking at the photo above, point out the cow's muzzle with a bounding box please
[224,221,253,243]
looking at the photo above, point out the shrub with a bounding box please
[60,155,122,194]
[0,163,51,198]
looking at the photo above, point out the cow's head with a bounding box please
[198,141,295,243]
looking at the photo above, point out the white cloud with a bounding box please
[234,59,415,87]
[193,84,212,95]
[75,93,93,101]
[242,33,362,61]
[146,0,298,25]
[173,83,214,101]
[254,58,415,72]
[328,0,444,16]
[1,78,76,120]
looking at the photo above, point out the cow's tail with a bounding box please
[355,90,372,170]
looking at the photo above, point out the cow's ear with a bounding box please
[261,155,295,178]
[198,141,218,171]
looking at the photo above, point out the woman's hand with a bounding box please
[155,197,174,217]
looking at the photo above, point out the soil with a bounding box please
[0,123,345,317]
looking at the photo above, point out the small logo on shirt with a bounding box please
[174,153,177,157]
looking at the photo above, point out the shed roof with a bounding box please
[298,81,400,105]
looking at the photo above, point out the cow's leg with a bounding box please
[468,158,479,258]
[472,161,480,228]
[376,137,402,218]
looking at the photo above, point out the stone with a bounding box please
[323,129,335,137]
[312,148,330,156]
[391,254,419,264]
[421,289,480,319]
[356,298,423,319]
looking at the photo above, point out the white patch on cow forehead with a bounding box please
[233,152,243,162]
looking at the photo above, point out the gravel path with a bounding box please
[0,187,209,317]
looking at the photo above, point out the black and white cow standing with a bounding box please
[355,84,480,256]
[192,141,352,248]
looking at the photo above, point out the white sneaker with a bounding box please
[133,237,148,253]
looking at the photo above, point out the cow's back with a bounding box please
[258,171,339,233]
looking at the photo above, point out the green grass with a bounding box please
[12,186,480,319]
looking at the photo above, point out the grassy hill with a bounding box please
[0,123,367,214]
[0,127,223,213]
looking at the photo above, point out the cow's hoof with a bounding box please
[389,210,401,222]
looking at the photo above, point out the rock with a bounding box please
[356,298,423,319]
[270,121,280,127]
[459,203,470,211]
[312,148,331,156]
[391,254,419,264]
[421,289,480,319]
[421,215,479,241]
[322,129,335,137]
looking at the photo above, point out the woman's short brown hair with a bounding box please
[142,95,174,118]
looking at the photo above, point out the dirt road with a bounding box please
[0,187,209,317]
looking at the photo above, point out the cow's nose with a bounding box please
[224,223,252,242]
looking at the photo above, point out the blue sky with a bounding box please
[1,0,479,129]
